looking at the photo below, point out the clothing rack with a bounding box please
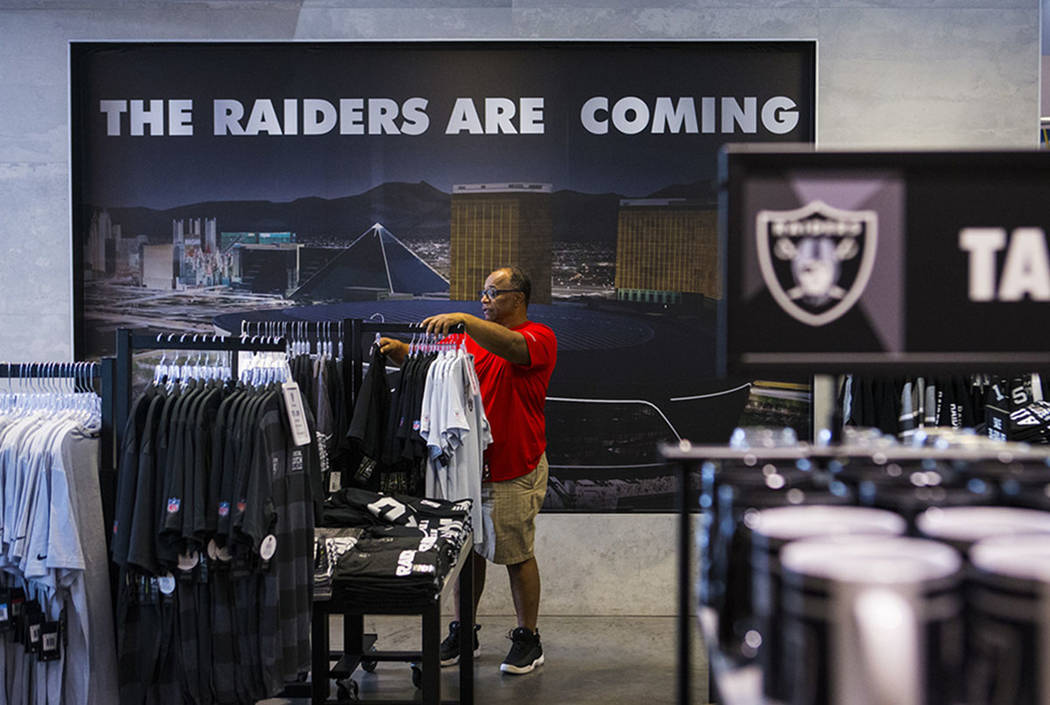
[308,318,473,705]
[113,328,332,704]
[345,319,466,408]
[112,323,474,703]
[0,357,120,702]
[113,328,288,441]
[242,319,345,352]
[0,358,117,534]
[241,318,344,335]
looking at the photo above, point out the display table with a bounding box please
[287,534,475,705]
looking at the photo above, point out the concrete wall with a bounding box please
[0,0,1040,616]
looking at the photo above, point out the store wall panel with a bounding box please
[302,0,510,7]
[818,0,1030,7]
[512,8,819,37]
[513,0,816,7]
[818,7,1039,147]
[295,7,514,36]
[0,162,72,359]
[1043,54,1050,117]
[0,0,304,8]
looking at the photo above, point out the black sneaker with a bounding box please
[500,627,544,674]
[439,621,481,666]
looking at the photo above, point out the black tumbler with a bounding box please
[747,505,906,702]
[967,535,1050,705]
[779,535,963,705]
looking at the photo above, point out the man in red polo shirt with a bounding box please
[377,265,557,675]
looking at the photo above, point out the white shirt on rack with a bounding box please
[420,349,490,551]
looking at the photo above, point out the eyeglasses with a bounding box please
[478,287,523,300]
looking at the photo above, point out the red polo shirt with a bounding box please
[464,320,557,482]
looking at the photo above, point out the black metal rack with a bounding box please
[307,318,473,705]
[111,328,331,701]
[345,319,466,400]
[113,328,288,437]
[111,324,475,704]
[240,319,345,354]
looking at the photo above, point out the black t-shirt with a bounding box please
[215,388,247,544]
[345,348,392,490]
[206,385,238,537]
[232,389,270,550]
[347,348,390,461]
[127,389,168,575]
[240,391,281,552]
[334,538,446,583]
[187,382,223,544]
[402,353,437,461]
[321,487,471,527]
[382,354,411,465]
[112,386,155,567]
[157,381,199,567]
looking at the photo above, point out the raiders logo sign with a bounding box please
[756,200,878,326]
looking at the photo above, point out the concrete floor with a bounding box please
[265,615,709,705]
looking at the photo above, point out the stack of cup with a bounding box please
[778,535,963,705]
[703,460,852,658]
[967,535,1050,705]
[744,505,906,701]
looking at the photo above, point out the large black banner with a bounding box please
[72,41,815,510]
[723,148,1050,375]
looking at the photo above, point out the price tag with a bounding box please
[207,539,233,562]
[216,543,233,562]
[281,382,312,447]
[260,535,278,561]
[328,470,342,493]
[0,588,10,632]
[157,573,176,595]
[24,600,43,652]
[39,621,60,662]
[177,550,200,572]
[27,617,43,653]
[10,588,25,642]
[10,588,24,619]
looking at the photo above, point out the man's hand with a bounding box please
[421,312,477,335]
[376,337,409,365]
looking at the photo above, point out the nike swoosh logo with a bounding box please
[36,553,46,560]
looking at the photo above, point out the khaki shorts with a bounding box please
[477,453,548,565]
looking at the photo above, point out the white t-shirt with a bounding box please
[421,351,490,547]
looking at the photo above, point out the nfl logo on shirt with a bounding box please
[756,200,878,327]
[218,501,230,517]
[167,497,181,514]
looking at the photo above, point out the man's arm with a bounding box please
[376,337,409,366]
[421,312,530,365]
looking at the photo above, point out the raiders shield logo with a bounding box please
[756,200,878,326]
